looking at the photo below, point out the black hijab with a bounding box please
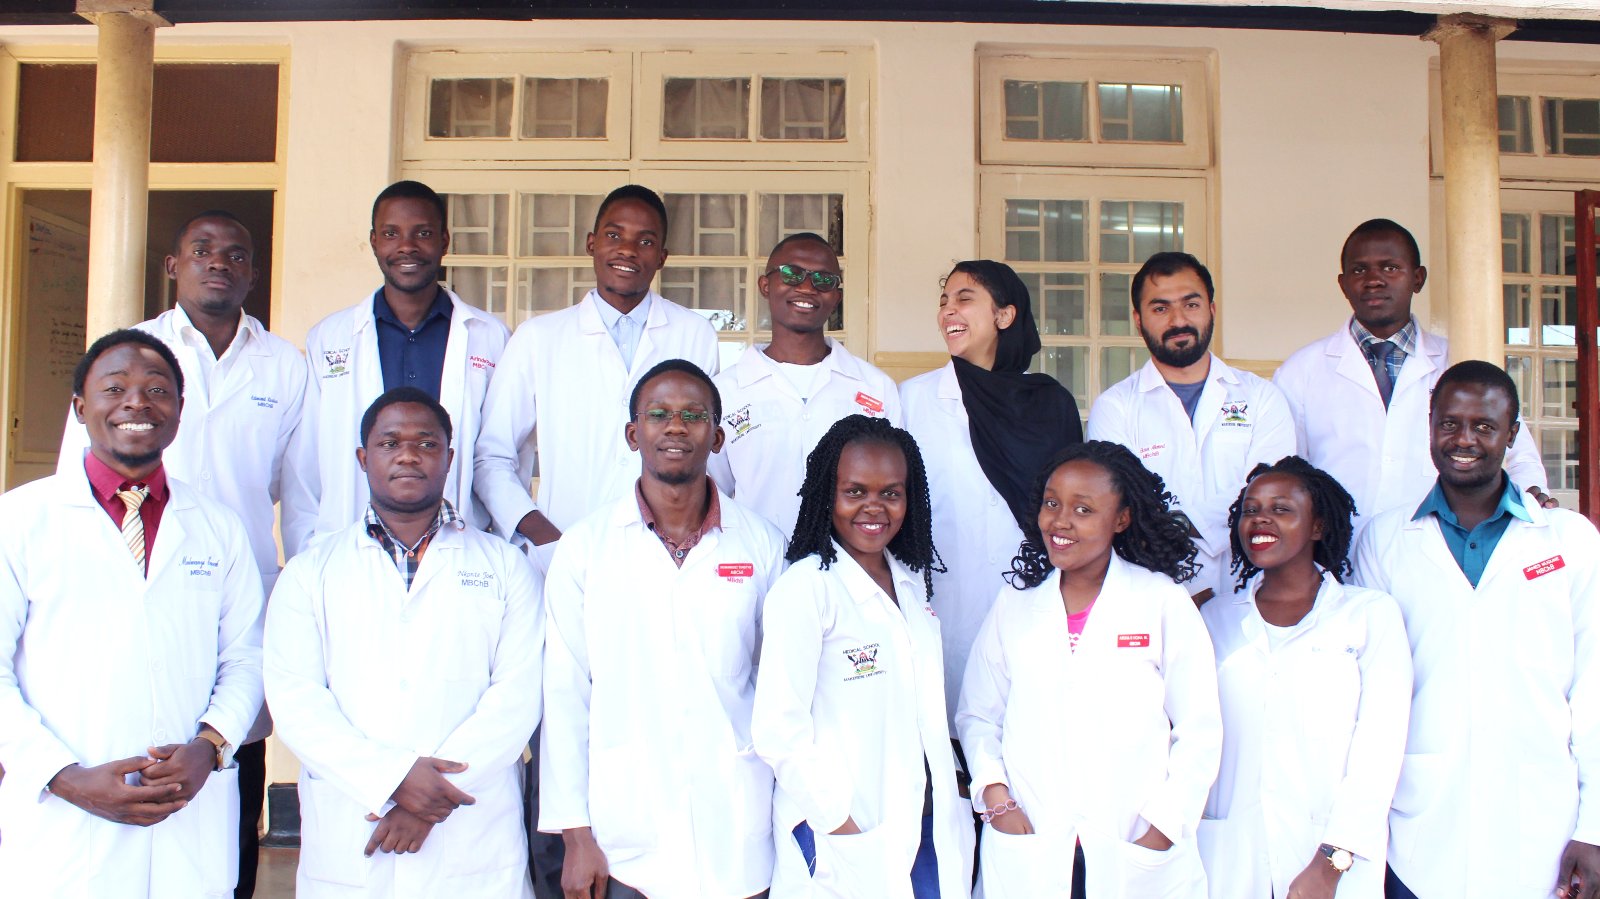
[947,260,1084,533]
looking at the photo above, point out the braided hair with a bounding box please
[1006,440,1200,589]
[1226,455,1357,590]
[787,415,946,600]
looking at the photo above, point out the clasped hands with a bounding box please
[364,756,475,857]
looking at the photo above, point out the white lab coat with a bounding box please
[1273,323,1546,528]
[900,361,1025,727]
[709,340,901,537]
[473,289,720,546]
[1353,500,1600,899]
[0,468,264,898]
[956,555,1222,899]
[539,489,786,899]
[1087,355,1296,600]
[1198,570,1411,899]
[752,547,974,899]
[57,307,305,596]
[281,288,509,557]
[264,515,543,899]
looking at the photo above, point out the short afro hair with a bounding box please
[594,184,669,243]
[628,358,721,423]
[73,329,185,401]
[372,180,447,230]
[360,387,454,447]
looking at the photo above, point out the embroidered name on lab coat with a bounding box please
[322,347,352,378]
[181,555,221,577]
[250,394,279,410]
[1117,633,1150,648]
[725,403,759,442]
[1524,555,1566,580]
[458,569,497,588]
[843,643,883,680]
[1139,443,1166,460]
[718,562,754,583]
[1218,401,1251,428]
[855,392,885,415]
[469,354,496,371]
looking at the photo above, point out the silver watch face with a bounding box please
[1330,848,1354,871]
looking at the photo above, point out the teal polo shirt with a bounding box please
[1412,475,1531,587]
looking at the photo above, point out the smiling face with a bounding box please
[1430,382,1518,493]
[1037,459,1132,580]
[357,401,454,516]
[588,197,669,310]
[1338,230,1426,337]
[370,197,448,299]
[74,342,182,481]
[626,369,723,486]
[1237,472,1323,573]
[762,238,843,337]
[166,216,258,320]
[831,440,909,570]
[1135,268,1215,370]
[938,270,1015,370]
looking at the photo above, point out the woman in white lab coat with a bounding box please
[753,414,974,899]
[957,440,1222,899]
[1199,457,1410,899]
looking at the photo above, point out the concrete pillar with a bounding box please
[81,8,159,343]
[1425,14,1517,366]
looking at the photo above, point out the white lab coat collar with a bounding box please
[1328,320,1443,400]
[167,303,267,358]
[731,337,863,390]
[609,480,737,532]
[576,289,671,336]
[934,359,961,401]
[1132,352,1240,395]
[1228,567,1344,647]
[826,539,925,607]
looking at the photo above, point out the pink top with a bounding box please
[1067,601,1095,653]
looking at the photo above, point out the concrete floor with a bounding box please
[256,847,298,898]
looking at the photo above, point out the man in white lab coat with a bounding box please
[266,388,544,898]
[1274,219,1550,530]
[0,329,264,898]
[710,232,901,537]
[541,360,786,899]
[56,210,303,897]
[1352,361,1600,899]
[1088,252,1295,602]
[282,180,510,557]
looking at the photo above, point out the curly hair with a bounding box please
[1006,440,1199,589]
[1227,455,1357,590]
[787,415,946,600]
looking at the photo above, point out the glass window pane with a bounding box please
[1541,428,1580,491]
[1015,272,1088,337]
[1505,354,1534,420]
[1099,273,1136,337]
[444,193,508,256]
[1504,284,1531,346]
[1003,80,1088,142]
[1032,346,1088,400]
[1502,213,1531,274]
[758,194,844,254]
[521,77,608,139]
[664,194,748,257]
[1098,83,1182,143]
[1541,213,1577,277]
[428,77,513,138]
[759,78,846,140]
[1100,200,1184,263]
[663,77,751,140]
[1004,199,1087,263]
[1498,95,1533,154]
[660,267,747,330]
[515,266,596,321]
[1541,285,1577,347]
[1544,97,1600,157]
[444,265,509,320]
[520,193,604,257]
[1542,357,1578,420]
[1101,345,1152,390]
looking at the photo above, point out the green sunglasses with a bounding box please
[767,263,843,292]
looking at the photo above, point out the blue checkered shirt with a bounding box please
[1349,315,1418,391]
[364,500,462,590]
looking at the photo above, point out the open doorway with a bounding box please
[4,188,276,489]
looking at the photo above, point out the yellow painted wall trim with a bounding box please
[874,350,948,383]
[1223,357,1281,379]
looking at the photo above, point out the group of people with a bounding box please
[0,178,1594,899]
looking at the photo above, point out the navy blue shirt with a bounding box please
[373,287,452,399]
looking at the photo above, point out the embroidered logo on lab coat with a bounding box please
[725,403,759,443]
[855,392,885,415]
[1524,555,1566,580]
[323,347,351,378]
[843,644,883,680]
[1219,401,1250,428]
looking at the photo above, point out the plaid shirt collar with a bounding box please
[1349,315,1419,360]
[365,500,462,589]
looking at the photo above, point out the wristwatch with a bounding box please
[195,728,230,771]
[1319,843,1354,874]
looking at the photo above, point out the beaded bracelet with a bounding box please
[980,798,1019,824]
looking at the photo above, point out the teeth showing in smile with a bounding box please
[117,422,154,432]
[609,263,639,274]
[794,301,816,310]
[1449,454,1477,465]
[1250,534,1277,546]
[856,522,886,533]
[945,325,966,336]
[1049,535,1074,548]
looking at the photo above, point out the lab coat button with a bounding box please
[154,729,167,741]
[202,471,212,481]
[151,659,164,673]
[399,679,410,690]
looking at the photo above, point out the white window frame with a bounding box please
[978,53,1212,169]
[1429,66,1600,182]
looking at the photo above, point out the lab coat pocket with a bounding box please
[151,764,240,897]
[813,825,901,899]
[1386,751,1439,860]
[1119,838,1205,899]
[1516,759,1578,890]
[297,774,372,887]
[978,826,1069,898]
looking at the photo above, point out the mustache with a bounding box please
[1162,326,1200,342]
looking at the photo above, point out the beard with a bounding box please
[370,489,444,517]
[111,447,164,471]
[1142,321,1213,369]
[650,465,702,487]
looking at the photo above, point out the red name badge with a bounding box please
[855,392,885,415]
[1524,556,1566,580]
[718,563,754,579]
[1117,633,1150,648]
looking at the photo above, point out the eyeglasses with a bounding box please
[633,409,715,425]
[766,263,843,292]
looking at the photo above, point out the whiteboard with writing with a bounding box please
[17,207,89,463]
